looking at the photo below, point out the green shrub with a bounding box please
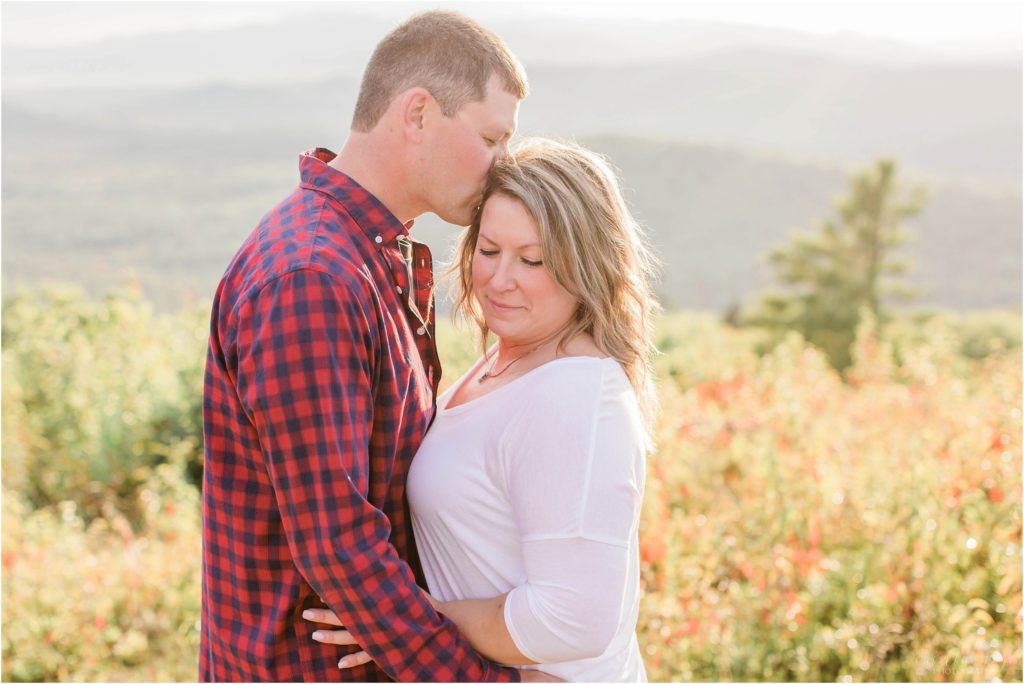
[640,315,1022,681]
[2,284,207,526]
[1,465,201,682]
[2,289,1020,681]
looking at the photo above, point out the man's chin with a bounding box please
[436,207,475,228]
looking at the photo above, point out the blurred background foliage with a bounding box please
[2,285,1020,681]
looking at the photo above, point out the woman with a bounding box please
[306,138,658,681]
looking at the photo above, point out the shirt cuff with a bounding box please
[504,583,545,664]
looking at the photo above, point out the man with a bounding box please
[201,11,543,682]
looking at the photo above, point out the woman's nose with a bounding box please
[490,257,517,290]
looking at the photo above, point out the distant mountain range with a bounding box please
[584,136,1021,312]
[7,47,1020,188]
[2,103,1018,313]
[2,10,1020,312]
[5,5,1019,89]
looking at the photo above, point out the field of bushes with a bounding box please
[2,285,1020,681]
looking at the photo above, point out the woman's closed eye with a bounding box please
[477,248,543,268]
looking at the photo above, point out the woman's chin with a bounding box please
[484,313,529,341]
[482,317,508,337]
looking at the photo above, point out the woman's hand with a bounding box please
[302,608,373,670]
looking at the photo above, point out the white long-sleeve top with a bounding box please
[408,356,648,682]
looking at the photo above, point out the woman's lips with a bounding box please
[487,298,520,311]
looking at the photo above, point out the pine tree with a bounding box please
[745,159,926,371]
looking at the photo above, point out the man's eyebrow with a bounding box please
[489,121,515,139]
[484,129,513,141]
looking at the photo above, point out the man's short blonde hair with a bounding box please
[351,11,528,132]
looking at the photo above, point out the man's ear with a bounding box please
[398,87,432,143]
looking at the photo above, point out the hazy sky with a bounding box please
[3,0,1020,49]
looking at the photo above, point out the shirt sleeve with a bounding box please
[234,268,519,683]
[498,361,646,663]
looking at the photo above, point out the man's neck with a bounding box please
[329,134,422,225]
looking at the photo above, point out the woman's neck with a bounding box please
[492,327,567,365]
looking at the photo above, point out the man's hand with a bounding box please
[520,671,565,682]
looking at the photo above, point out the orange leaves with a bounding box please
[990,432,1012,451]
[791,547,824,579]
[808,515,822,549]
[738,559,756,580]
[679,617,701,637]
[2,469,202,681]
[636,312,1021,682]
[694,372,748,408]
[1,551,16,570]
[885,581,905,604]
[641,537,668,568]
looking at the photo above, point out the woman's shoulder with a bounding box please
[490,335,631,412]
[517,354,628,403]
[500,355,644,471]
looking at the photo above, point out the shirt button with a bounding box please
[374,235,383,244]
[396,286,403,294]
[416,327,426,336]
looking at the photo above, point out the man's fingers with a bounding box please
[302,608,344,627]
[338,650,372,669]
[312,629,357,646]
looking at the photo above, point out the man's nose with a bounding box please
[497,138,512,162]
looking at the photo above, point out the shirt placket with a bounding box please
[389,237,441,396]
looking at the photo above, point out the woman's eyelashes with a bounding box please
[476,248,543,267]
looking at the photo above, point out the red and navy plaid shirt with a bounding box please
[201,148,520,682]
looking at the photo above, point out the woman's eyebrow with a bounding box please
[478,232,539,249]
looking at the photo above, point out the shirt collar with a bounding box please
[299,147,413,245]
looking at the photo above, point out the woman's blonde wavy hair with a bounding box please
[445,138,661,430]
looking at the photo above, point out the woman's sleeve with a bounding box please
[499,362,646,663]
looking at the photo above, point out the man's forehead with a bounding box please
[479,74,520,130]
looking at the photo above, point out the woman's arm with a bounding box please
[491,363,644,664]
[427,593,538,666]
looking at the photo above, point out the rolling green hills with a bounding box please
[3,103,1018,313]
